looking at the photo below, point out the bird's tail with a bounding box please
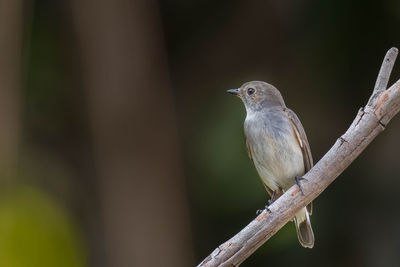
[294,207,314,248]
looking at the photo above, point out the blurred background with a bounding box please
[1,0,400,266]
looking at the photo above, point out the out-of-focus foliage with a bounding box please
[0,186,86,267]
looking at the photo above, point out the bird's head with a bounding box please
[227,81,286,112]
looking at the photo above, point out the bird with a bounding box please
[227,80,314,248]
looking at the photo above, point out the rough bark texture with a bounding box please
[198,47,399,267]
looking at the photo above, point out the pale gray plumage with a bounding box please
[228,81,314,248]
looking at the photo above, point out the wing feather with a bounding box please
[245,138,253,162]
[285,108,314,215]
[245,137,276,198]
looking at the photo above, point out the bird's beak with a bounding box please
[227,88,240,96]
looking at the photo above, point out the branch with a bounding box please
[198,47,400,267]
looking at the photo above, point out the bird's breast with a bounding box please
[244,110,304,191]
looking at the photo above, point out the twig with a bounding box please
[368,47,398,106]
[198,47,400,267]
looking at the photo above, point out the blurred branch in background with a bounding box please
[0,2,89,267]
[199,47,400,266]
[0,0,22,179]
[70,1,193,267]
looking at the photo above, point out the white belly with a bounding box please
[252,136,304,191]
[245,111,305,192]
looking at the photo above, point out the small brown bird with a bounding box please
[227,81,314,248]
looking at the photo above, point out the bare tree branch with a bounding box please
[198,47,400,267]
[368,47,398,106]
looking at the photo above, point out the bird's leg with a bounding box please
[268,191,277,205]
[264,190,279,213]
[295,175,306,195]
[256,191,277,215]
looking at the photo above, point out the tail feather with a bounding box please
[294,207,314,248]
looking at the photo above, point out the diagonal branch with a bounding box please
[198,47,400,267]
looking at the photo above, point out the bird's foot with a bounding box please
[256,204,272,215]
[265,205,272,213]
[295,175,306,195]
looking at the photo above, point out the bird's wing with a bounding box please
[285,108,313,171]
[245,137,276,198]
[245,138,253,162]
[285,108,314,215]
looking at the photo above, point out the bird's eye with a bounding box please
[247,88,255,95]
